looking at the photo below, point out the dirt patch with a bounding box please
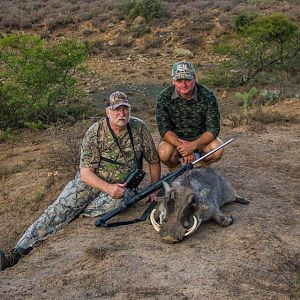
[0,98,299,299]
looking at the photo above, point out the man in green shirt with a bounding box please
[1,91,161,271]
[156,61,224,170]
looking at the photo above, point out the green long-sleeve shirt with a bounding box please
[155,83,220,141]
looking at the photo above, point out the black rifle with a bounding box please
[123,169,146,191]
[95,138,233,227]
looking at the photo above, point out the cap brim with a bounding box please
[173,74,194,80]
[109,103,131,110]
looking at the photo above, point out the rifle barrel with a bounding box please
[192,138,233,165]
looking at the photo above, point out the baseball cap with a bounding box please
[107,91,131,110]
[172,61,195,80]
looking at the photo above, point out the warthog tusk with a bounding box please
[150,209,160,232]
[184,216,199,237]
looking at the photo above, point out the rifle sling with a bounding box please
[101,201,157,228]
[100,156,127,166]
[106,117,142,169]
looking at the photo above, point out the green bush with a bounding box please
[258,89,280,105]
[234,12,258,33]
[235,87,257,112]
[0,34,89,129]
[0,129,12,143]
[119,0,165,23]
[214,13,299,85]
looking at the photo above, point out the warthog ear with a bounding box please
[162,181,171,196]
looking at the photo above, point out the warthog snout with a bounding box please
[150,208,199,242]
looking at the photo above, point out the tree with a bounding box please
[0,34,89,129]
[214,13,299,84]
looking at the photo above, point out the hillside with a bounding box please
[0,1,299,299]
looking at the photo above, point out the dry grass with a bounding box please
[1,0,297,32]
[47,120,94,173]
[85,246,109,260]
[0,0,120,31]
[224,107,298,130]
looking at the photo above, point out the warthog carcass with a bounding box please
[150,167,249,243]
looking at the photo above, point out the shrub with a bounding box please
[131,23,151,38]
[48,121,94,173]
[0,34,89,129]
[119,0,165,23]
[258,89,281,105]
[235,87,257,112]
[214,13,299,85]
[47,15,75,30]
[202,63,240,88]
[0,129,12,143]
[234,12,258,33]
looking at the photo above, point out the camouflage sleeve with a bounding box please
[79,122,100,169]
[155,92,174,138]
[141,122,160,165]
[205,92,220,138]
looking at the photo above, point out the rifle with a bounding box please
[95,138,233,227]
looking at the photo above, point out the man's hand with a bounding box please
[106,183,126,198]
[145,190,160,202]
[177,138,198,156]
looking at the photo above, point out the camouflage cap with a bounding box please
[172,61,195,80]
[107,91,131,110]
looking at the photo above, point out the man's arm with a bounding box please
[146,162,161,202]
[205,90,220,138]
[155,90,177,140]
[80,167,125,199]
[176,132,215,157]
[149,162,161,184]
[162,131,181,148]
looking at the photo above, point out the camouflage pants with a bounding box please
[16,173,123,251]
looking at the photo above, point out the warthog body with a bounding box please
[150,167,249,243]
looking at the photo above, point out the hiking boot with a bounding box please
[0,249,22,271]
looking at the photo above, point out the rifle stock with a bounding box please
[95,138,233,227]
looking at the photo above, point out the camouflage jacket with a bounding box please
[80,116,159,184]
[155,83,220,141]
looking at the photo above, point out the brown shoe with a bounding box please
[0,249,22,271]
[168,162,182,172]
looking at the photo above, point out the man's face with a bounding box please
[172,77,196,97]
[106,105,130,129]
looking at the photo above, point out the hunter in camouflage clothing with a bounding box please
[0,91,161,271]
[156,61,224,171]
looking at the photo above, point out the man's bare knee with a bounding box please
[158,142,173,160]
[158,142,179,165]
[202,138,224,164]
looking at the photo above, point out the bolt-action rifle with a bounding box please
[95,138,234,227]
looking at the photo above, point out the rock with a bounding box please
[174,48,194,58]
